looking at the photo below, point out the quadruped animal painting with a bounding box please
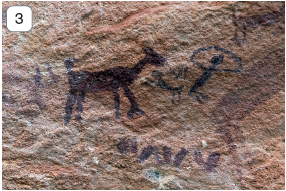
[2,1,285,190]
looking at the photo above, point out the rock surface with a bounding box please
[2,1,285,189]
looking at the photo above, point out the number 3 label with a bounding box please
[6,6,32,32]
[15,13,23,24]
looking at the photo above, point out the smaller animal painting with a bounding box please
[143,70,184,104]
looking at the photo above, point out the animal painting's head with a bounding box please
[143,47,167,67]
[211,55,224,68]
[64,58,82,72]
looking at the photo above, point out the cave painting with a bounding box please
[189,46,242,104]
[230,4,285,46]
[62,45,242,123]
[143,70,184,104]
[64,47,167,125]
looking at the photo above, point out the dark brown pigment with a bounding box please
[64,47,167,125]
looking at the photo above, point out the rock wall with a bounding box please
[2,1,285,189]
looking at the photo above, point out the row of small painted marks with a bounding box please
[117,137,220,172]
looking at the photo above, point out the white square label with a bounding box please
[6,6,33,32]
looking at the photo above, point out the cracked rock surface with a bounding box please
[2,1,285,189]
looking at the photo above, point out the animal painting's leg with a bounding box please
[171,91,175,104]
[64,89,77,125]
[177,65,183,78]
[178,90,181,102]
[177,85,184,102]
[183,67,189,79]
[113,91,120,119]
[75,91,85,122]
[123,86,146,118]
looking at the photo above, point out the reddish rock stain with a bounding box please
[86,3,174,35]
[212,49,285,145]
[211,49,285,184]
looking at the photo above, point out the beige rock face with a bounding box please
[2,1,285,190]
